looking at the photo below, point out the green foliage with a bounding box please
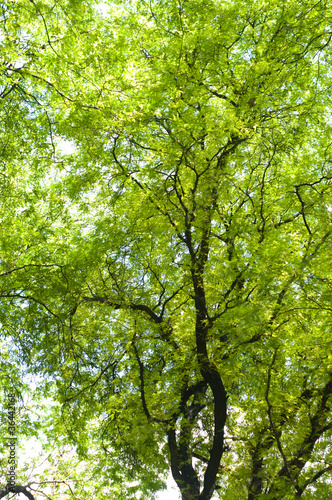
[1,0,332,499]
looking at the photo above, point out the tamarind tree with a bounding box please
[1,0,332,499]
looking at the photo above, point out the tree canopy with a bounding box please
[1,0,332,499]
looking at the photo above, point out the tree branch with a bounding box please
[83,296,163,323]
[265,349,294,484]
[133,342,168,424]
[0,485,35,499]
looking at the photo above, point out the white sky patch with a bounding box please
[155,472,220,499]
[155,476,180,499]
[57,138,76,155]
[96,2,111,17]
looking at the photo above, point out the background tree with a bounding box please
[1,0,332,499]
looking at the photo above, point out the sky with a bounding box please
[156,476,181,500]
